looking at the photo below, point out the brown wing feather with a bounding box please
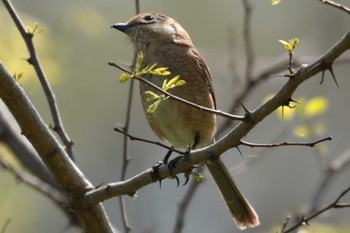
[190,48,217,109]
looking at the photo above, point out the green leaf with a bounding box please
[135,51,144,73]
[143,63,157,73]
[147,99,161,113]
[191,172,204,182]
[119,73,132,83]
[166,76,180,89]
[144,91,159,102]
[151,67,171,76]
[279,38,299,53]
[175,79,186,87]
[162,79,167,89]
[13,72,23,81]
[26,23,44,35]
[161,76,184,91]
[304,97,329,117]
[279,40,292,52]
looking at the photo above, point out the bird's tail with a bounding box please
[205,157,260,230]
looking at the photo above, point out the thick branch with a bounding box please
[2,0,74,159]
[0,63,115,233]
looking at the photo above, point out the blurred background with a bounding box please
[1,0,350,232]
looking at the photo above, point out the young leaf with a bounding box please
[191,172,204,182]
[166,76,180,89]
[13,72,23,81]
[279,38,299,53]
[135,51,144,73]
[144,91,159,102]
[175,79,186,87]
[119,73,132,83]
[151,67,171,76]
[147,99,161,113]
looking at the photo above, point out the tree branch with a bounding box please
[0,62,115,233]
[319,0,350,14]
[240,136,332,148]
[306,146,350,213]
[281,186,350,233]
[118,1,141,232]
[114,126,184,154]
[0,107,56,187]
[0,158,66,209]
[2,0,74,159]
[172,174,202,233]
[242,0,255,81]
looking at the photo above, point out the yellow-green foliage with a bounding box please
[118,52,186,113]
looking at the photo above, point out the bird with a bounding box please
[112,13,259,230]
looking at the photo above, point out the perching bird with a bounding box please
[112,13,259,229]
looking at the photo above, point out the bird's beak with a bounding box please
[111,23,132,33]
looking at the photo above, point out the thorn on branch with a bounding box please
[300,214,309,226]
[239,100,252,122]
[26,57,33,65]
[320,64,339,88]
[236,146,243,156]
[279,216,290,233]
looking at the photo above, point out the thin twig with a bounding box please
[240,136,332,148]
[242,0,254,81]
[109,62,245,121]
[306,146,350,213]
[0,158,68,215]
[114,127,184,154]
[118,2,141,232]
[118,64,134,233]
[2,0,74,159]
[319,0,350,14]
[172,171,203,233]
[281,186,350,233]
[279,216,290,233]
[229,130,288,175]
[0,109,56,187]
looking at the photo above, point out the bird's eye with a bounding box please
[144,15,156,21]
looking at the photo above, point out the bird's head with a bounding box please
[112,13,193,52]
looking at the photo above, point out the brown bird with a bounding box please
[112,13,259,229]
